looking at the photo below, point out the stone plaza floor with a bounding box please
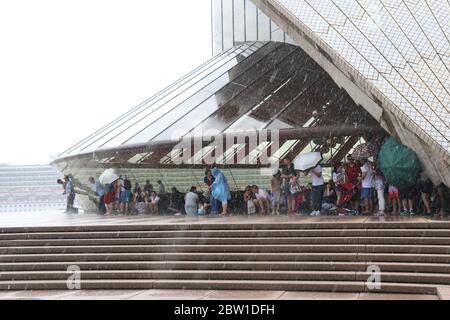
[0,289,439,300]
[1,210,449,228]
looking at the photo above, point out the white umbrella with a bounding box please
[99,168,120,185]
[293,152,323,172]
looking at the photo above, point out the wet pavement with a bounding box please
[0,289,439,300]
[0,210,449,228]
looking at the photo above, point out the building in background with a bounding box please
[52,0,449,211]
[0,164,66,213]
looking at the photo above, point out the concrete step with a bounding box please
[2,260,450,274]
[3,236,450,247]
[2,229,450,240]
[0,279,437,294]
[4,222,450,233]
[0,261,367,272]
[1,270,450,286]
[2,244,450,255]
[2,221,450,294]
[0,252,360,263]
[2,252,450,263]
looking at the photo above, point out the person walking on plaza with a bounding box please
[63,175,77,213]
[360,159,374,215]
[308,164,324,216]
[185,186,199,216]
[211,167,231,216]
[89,177,106,214]
[271,170,282,215]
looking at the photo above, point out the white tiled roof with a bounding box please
[265,0,450,161]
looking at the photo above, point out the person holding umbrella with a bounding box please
[293,152,324,216]
[378,138,421,216]
[99,169,120,216]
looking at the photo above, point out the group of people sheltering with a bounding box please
[242,157,337,217]
[88,167,233,216]
[84,135,449,218]
[249,154,447,217]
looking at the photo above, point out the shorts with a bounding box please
[104,192,115,205]
[272,191,282,203]
[120,190,132,203]
[361,188,373,200]
[418,181,433,196]
[185,205,197,216]
[399,186,417,200]
[389,190,400,200]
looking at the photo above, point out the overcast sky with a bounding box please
[0,0,212,165]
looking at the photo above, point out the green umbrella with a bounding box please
[378,138,421,189]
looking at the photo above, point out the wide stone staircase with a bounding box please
[1,220,450,295]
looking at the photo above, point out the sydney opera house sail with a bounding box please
[251,0,450,185]
[52,0,449,210]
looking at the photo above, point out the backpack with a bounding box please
[124,179,132,190]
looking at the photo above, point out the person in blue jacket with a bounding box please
[211,167,231,216]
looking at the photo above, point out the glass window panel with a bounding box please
[212,0,223,54]
[245,0,258,41]
[269,140,299,164]
[187,146,216,165]
[270,76,341,129]
[243,142,272,164]
[222,0,234,50]
[185,49,306,135]
[232,44,299,86]
[257,9,271,41]
[216,144,245,164]
[233,0,246,43]
[271,20,285,42]
[226,65,322,132]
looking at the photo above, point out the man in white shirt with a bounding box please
[252,185,270,215]
[308,165,324,216]
[360,159,374,214]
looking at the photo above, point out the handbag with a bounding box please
[290,181,301,194]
